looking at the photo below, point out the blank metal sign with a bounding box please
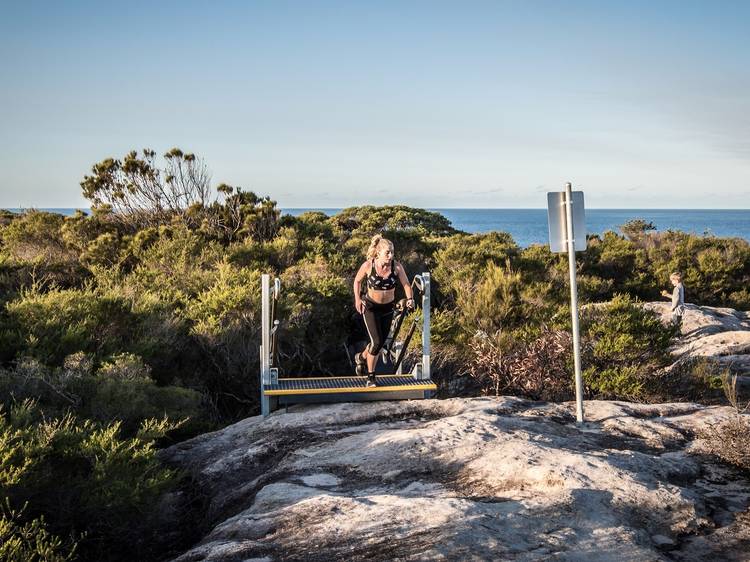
[547,191,586,253]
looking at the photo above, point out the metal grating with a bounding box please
[263,375,436,395]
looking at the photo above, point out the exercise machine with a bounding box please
[259,273,436,417]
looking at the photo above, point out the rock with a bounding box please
[644,302,750,342]
[652,534,675,547]
[645,302,750,380]
[162,397,750,561]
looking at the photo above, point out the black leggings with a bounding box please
[362,298,395,355]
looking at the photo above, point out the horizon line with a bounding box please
[3,206,750,212]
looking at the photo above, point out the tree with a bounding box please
[80,148,211,229]
[619,219,656,241]
[202,185,281,243]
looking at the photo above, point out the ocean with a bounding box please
[284,208,750,248]
[6,207,750,248]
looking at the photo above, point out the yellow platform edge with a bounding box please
[264,383,437,396]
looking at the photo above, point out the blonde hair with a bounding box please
[366,234,394,260]
[670,271,682,281]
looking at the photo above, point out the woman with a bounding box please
[353,235,415,387]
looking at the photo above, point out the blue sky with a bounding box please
[1,0,748,208]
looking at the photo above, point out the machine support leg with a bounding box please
[261,274,271,417]
[420,272,431,381]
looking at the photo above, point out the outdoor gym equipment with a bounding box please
[259,272,436,417]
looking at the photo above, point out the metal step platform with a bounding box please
[260,273,434,417]
[264,375,436,406]
[264,374,436,394]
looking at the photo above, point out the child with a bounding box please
[661,272,685,326]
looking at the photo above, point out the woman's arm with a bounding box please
[353,262,368,313]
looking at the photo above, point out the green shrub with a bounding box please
[638,230,750,307]
[0,357,209,439]
[123,225,223,303]
[620,219,656,241]
[432,232,519,304]
[84,378,206,437]
[97,352,151,380]
[591,231,655,297]
[4,288,136,366]
[0,211,91,291]
[0,211,74,265]
[458,261,533,334]
[123,292,194,386]
[197,186,281,243]
[0,503,78,562]
[277,260,352,375]
[581,294,677,399]
[652,357,726,403]
[335,205,457,237]
[1,401,184,561]
[728,288,750,310]
[183,263,262,416]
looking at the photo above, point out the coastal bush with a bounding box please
[209,186,281,243]
[184,263,262,416]
[59,209,125,270]
[0,505,78,562]
[633,230,750,307]
[4,287,136,366]
[265,225,326,271]
[84,377,206,437]
[80,148,212,230]
[653,357,725,403]
[433,232,518,292]
[467,329,573,400]
[459,261,528,333]
[0,400,186,561]
[0,210,75,265]
[277,261,352,375]
[0,211,91,291]
[581,294,677,399]
[728,288,750,310]
[0,357,208,439]
[620,219,656,241]
[123,225,224,303]
[699,374,750,471]
[334,205,457,237]
[586,231,655,298]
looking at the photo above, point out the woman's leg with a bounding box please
[361,302,382,373]
[361,301,394,375]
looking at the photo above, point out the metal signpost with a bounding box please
[547,183,586,423]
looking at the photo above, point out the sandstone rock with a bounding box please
[162,398,750,561]
[645,303,750,382]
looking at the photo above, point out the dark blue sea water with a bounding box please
[285,208,750,247]
[6,207,750,248]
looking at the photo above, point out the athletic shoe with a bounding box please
[366,373,377,387]
[355,352,367,376]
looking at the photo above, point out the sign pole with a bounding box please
[564,182,584,423]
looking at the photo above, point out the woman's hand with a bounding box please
[355,298,365,314]
[406,297,415,310]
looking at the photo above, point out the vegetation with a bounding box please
[699,374,750,472]
[2,147,750,559]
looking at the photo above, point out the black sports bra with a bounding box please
[367,259,398,291]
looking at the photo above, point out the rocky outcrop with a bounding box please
[162,398,750,561]
[645,302,750,376]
